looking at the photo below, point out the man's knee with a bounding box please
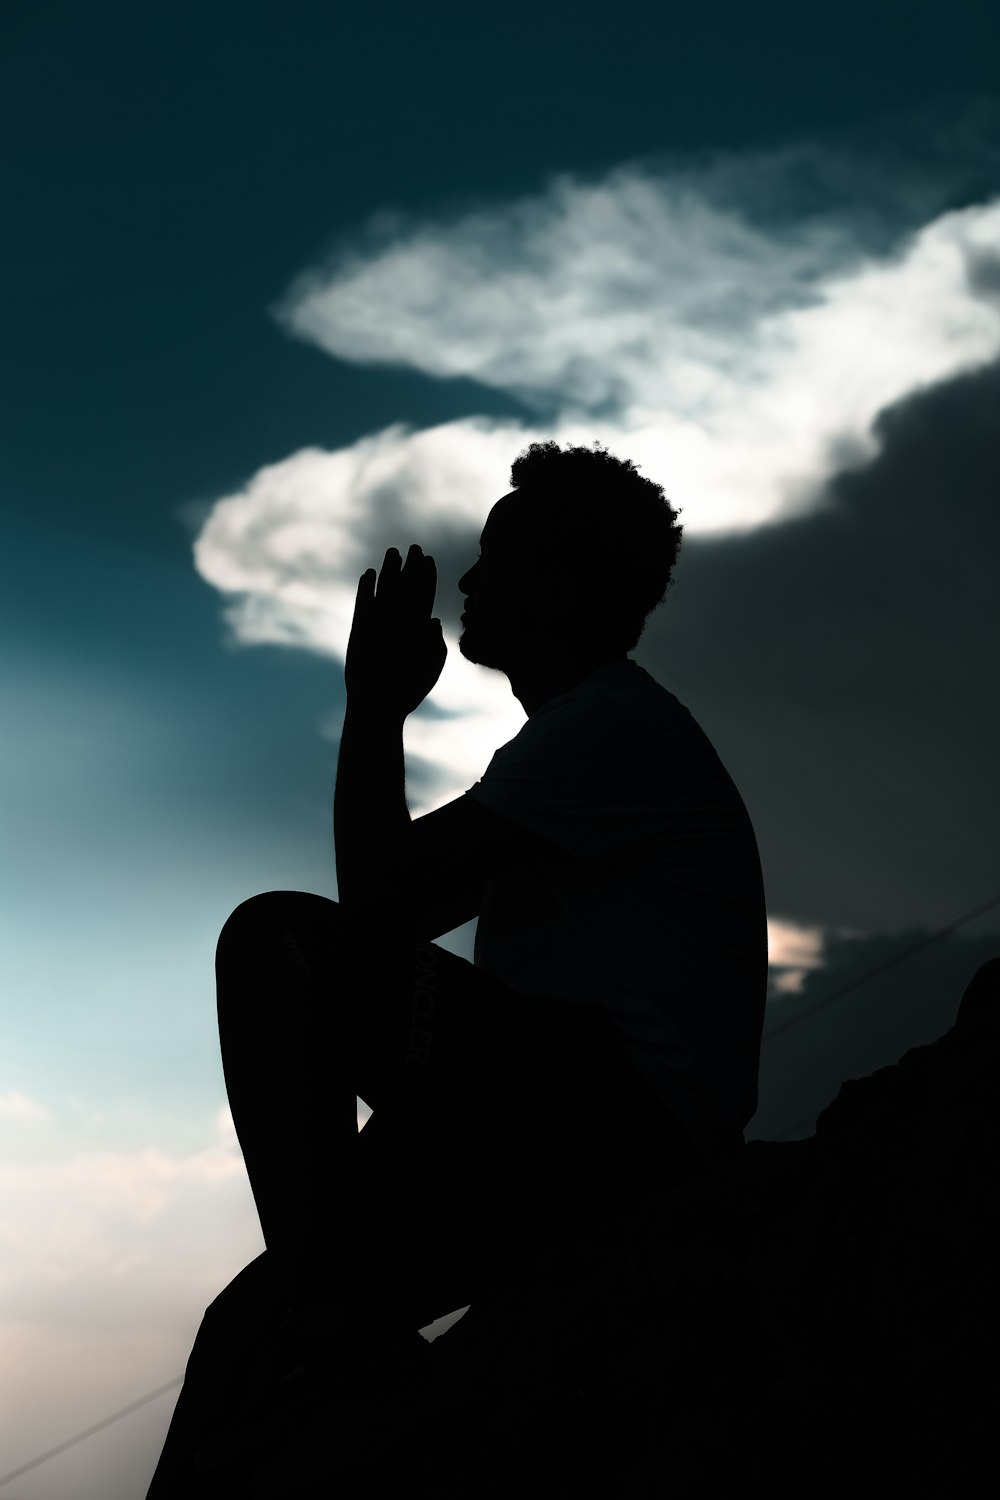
[215,890,342,967]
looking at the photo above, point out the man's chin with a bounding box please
[457,629,483,665]
[458,626,504,671]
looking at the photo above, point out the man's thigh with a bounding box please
[351,921,678,1209]
[259,888,691,1184]
[230,890,609,1112]
[349,919,611,1116]
[310,896,682,1167]
[349,948,694,1329]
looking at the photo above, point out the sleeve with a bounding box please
[465,689,674,870]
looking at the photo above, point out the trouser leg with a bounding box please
[147,892,390,1496]
[213,893,374,1298]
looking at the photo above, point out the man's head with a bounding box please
[457,439,683,673]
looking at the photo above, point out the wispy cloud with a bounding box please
[271,154,1000,527]
[766,918,831,995]
[191,148,1000,839]
[0,1105,249,1305]
[0,1089,51,1121]
[0,1098,413,1482]
[0,1105,258,1475]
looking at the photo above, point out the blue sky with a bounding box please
[3,1,1000,1492]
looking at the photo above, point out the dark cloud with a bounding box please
[636,356,1000,938]
[749,924,999,1140]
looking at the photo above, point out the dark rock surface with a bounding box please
[245,958,999,1496]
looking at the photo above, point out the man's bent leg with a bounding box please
[214,890,413,1306]
[149,893,423,1493]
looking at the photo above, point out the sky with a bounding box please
[2,0,1000,1492]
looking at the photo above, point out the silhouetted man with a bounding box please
[147,439,767,1494]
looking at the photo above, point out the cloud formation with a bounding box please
[190,144,1000,953]
[652,356,1000,937]
[272,153,1000,529]
[0,1089,51,1121]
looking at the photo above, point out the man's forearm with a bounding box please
[334,703,411,907]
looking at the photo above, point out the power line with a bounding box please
[0,1378,182,1488]
[4,890,997,1487]
[762,891,1000,1045]
[760,890,1000,1142]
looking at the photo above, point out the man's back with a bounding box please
[466,658,768,1162]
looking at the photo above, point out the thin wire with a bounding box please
[4,889,998,1486]
[761,890,1000,1140]
[762,891,1000,1045]
[0,1378,183,1487]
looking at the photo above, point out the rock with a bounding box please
[245,958,999,1496]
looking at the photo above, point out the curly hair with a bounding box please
[508,439,683,653]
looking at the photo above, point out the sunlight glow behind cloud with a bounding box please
[273,162,1000,525]
[192,153,1000,821]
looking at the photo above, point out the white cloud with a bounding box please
[192,419,533,810]
[0,1097,439,1485]
[270,162,1000,528]
[0,1107,261,1480]
[0,1110,250,1300]
[765,917,851,996]
[191,155,1000,818]
[0,1089,51,1122]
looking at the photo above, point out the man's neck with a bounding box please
[508,652,629,716]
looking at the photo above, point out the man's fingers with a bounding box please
[390,546,436,616]
[368,545,437,620]
[415,552,436,616]
[375,546,403,602]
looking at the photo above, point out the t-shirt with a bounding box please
[465,659,767,1163]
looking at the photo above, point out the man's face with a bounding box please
[457,491,567,670]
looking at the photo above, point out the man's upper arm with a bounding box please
[360,792,557,942]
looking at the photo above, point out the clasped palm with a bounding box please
[345,544,447,719]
